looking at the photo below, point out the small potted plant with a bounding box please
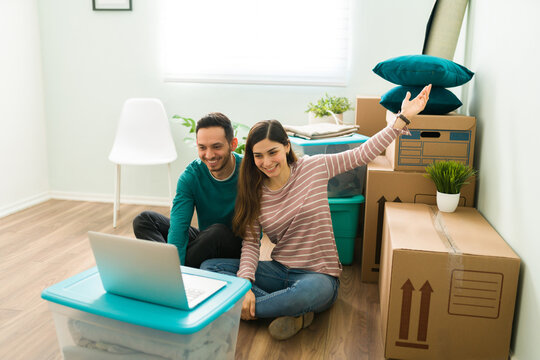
[305,94,353,125]
[424,160,477,213]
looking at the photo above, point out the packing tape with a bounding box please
[429,206,463,272]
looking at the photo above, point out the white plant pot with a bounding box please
[308,112,343,125]
[436,191,460,213]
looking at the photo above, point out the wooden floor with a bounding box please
[0,200,384,360]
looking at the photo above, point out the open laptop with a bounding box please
[88,231,226,310]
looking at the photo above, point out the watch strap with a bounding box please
[397,112,411,125]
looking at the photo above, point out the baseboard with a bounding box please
[49,191,171,207]
[0,191,51,219]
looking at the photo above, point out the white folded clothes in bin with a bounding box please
[283,123,360,140]
[68,319,181,359]
[62,345,167,360]
[66,316,235,360]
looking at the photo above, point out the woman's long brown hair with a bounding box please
[233,120,297,240]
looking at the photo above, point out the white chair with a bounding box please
[109,98,177,228]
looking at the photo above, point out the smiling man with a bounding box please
[132,112,243,268]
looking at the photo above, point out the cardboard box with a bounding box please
[385,111,476,171]
[355,96,387,137]
[380,203,520,360]
[361,156,476,283]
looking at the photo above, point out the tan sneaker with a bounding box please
[268,312,314,340]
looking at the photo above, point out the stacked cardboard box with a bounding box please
[360,156,476,282]
[357,106,477,282]
[355,96,387,137]
[356,100,519,359]
[379,203,520,360]
[384,111,476,171]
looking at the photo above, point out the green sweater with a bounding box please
[168,153,242,264]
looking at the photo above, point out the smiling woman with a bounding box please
[159,0,351,86]
[252,139,291,190]
[201,86,431,340]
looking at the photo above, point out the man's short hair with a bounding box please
[196,112,234,142]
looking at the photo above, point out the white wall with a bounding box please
[465,1,540,359]
[3,1,538,358]
[0,0,49,217]
[36,0,433,202]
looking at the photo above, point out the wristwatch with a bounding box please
[396,112,411,125]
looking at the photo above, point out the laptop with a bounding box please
[88,231,226,310]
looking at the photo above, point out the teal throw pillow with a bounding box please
[373,55,474,87]
[380,86,462,115]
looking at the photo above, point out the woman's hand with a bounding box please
[401,84,432,119]
[241,289,257,320]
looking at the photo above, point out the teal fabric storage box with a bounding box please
[41,267,251,360]
[289,133,370,197]
[329,194,365,265]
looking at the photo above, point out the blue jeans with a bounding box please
[201,259,340,318]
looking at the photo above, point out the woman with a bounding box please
[201,85,431,340]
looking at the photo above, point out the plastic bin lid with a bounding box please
[289,133,370,146]
[328,194,365,204]
[41,266,251,334]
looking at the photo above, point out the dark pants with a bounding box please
[132,211,242,268]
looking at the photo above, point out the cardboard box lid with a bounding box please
[385,111,476,130]
[385,203,519,259]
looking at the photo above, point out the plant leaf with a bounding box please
[424,160,477,194]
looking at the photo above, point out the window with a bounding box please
[160,0,351,86]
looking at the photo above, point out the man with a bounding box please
[133,112,243,267]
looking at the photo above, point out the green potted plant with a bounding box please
[172,115,249,154]
[424,160,477,213]
[305,93,353,125]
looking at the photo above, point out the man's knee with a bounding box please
[132,210,153,230]
[132,211,169,243]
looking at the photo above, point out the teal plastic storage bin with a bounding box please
[329,194,365,265]
[41,267,251,360]
[289,133,370,197]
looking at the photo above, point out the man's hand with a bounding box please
[401,84,432,119]
[241,289,257,320]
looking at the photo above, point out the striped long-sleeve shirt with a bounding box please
[237,126,401,281]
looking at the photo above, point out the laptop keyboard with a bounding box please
[181,273,226,308]
[185,286,205,303]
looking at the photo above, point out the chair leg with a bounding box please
[113,164,121,228]
[167,163,174,209]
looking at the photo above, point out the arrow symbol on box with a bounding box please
[399,279,414,340]
[417,281,433,342]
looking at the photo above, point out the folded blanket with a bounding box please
[283,123,360,140]
[68,313,238,360]
[62,345,167,360]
